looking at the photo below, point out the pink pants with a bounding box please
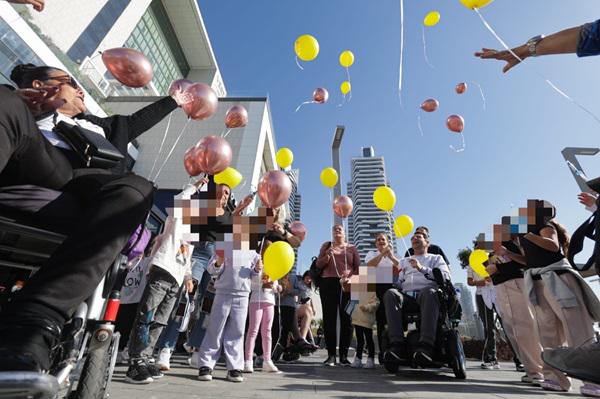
[244,301,275,362]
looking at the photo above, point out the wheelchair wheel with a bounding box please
[447,330,467,380]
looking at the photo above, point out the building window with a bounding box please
[0,18,45,85]
[124,0,190,95]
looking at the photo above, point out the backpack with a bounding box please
[309,242,331,288]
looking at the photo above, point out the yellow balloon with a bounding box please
[320,167,338,188]
[393,215,414,238]
[373,186,396,212]
[459,0,494,10]
[423,11,441,27]
[340,81,351,95]
[468,249,490,278]
[263,241,295,281]
[294,34,320,62]
[214,167,243,189]
[339,50,355,68]
[276,148,294,169]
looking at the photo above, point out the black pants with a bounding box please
[375,283,392,354]
[476,294,497,363]
[319,277,353,357]
[273,305,295,349]
[354,325,375,359]
[0,86,154,328]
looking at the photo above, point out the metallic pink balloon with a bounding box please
[102,48,153,88]
[183,147,202,176]
[224,105,248,128]
[446,114,465,133]
[312,88,329,104]
[420,98,439,112]
[257,170,293,209]
[455,82,467,94]
[333,195,353,218]
[289,221,307,242]
[193,135,232,175]
[182,83,218,120]
[168,79,193,97]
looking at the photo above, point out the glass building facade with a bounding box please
[0,18,44,85]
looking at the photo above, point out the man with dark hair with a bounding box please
[404,226,451,267]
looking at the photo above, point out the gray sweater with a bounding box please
[208,250,260,297]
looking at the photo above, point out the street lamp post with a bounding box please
[332,125,345,226]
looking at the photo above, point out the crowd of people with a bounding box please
[0,1,599,397]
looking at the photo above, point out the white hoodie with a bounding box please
[149,184,196,286]
[250,271,280,305]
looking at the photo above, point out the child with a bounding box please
[197,215,262,383]
[125,184,197,384]
[244,270,281,373]
[351,265,380,369]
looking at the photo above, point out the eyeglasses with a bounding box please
[44,75,79,90]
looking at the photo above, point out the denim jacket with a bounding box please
[578,19,600,57]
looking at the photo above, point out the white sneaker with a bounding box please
[156,348,172,371]
[521,375,544,386]
[262,360,281,373]
[364,358,375,369]
[188,352,199,368]
[351,357,363,368]
[492,361,501,370]
[183,342,194,353]
[480,362,494,370]
[243,360,254,373]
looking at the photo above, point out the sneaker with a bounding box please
[323,355,336,367]
[413,343,434,368]
[188,351,199,368]
[339,355,351,367]
[262,360,280,373]
[183,342,194,353]
[243,360,254,373]
[254,355,264,368]
[492,361,501,370]
[145,359,164,379]
[480,362,494,370]
[351,357,363,368]
[125,359,154,384]
[227,369,244,382]
[364,358,375,369]
[272,343,285,362]
[198,366,213,381]
[581,383,600,397]
[541,379,570,392]
[543,343,600,385]
[156,348,172,371]
[515,363,526,372]
[521,375,544,386]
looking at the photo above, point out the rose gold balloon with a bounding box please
[446,114,465,133]
[312,87,329,104]
[183,147,202,176]
[420,98,439,112]
[168,79,193,97]
[193,135,232,175]
[333,195,353,218]
[257,170,292,209]
[289,221,307,242]
[182,83,218,120]
[224,105,248,128]
[455,82,467,94]
[102,48,153,88]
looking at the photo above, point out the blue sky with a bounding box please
[197,0,600,292]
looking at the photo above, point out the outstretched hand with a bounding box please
[475,46,528,73]
[16,87,64,117]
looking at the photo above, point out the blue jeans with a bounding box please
[186,271,213,348]
[158,242,215,350]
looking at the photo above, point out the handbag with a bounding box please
[53,121,124,168]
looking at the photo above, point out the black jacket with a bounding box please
[76,96,178,174]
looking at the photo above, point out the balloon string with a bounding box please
[295,100,315,113]
[295,56,304,71]
[337,95,347,108]
[450,132,466,153]
[153,119,191,182]
[470,80,487,111]
[222,128,233,139]
[474,7,600,126]
[398,0,404,104]
[345,67,351,83]
[417,114,424,137]
[148,112,173,180]
[421,26,435,69]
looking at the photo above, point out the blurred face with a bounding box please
[32,69,86,115]
[375,234,389,251]
[216,184,230,209]
[411,232,429,251]
[303,274,312,286]
[332,224,345,242]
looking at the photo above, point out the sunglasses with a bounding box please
[44,75,79,90]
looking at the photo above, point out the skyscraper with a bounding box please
[454,283,483,339]
[287,169,302,273]
[347,147,395,261]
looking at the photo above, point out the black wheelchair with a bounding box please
[382,269,467,380]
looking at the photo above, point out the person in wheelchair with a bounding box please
[383,231,450,368]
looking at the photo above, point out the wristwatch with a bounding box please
[526,35,545,57]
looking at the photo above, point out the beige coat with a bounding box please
[351,291,379,329]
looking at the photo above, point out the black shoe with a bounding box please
[198,366,213,381]
[272,343,284,362]
[413,343,434,368]
[125,359,154,384]
[323,355,336,367]
[339,355,351,367]
[378,352,385,366]
[384,343,405,363]
[515,363,526,372]
[227,369,244,382]
[293,338,318,352]
[145,359,164,379]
